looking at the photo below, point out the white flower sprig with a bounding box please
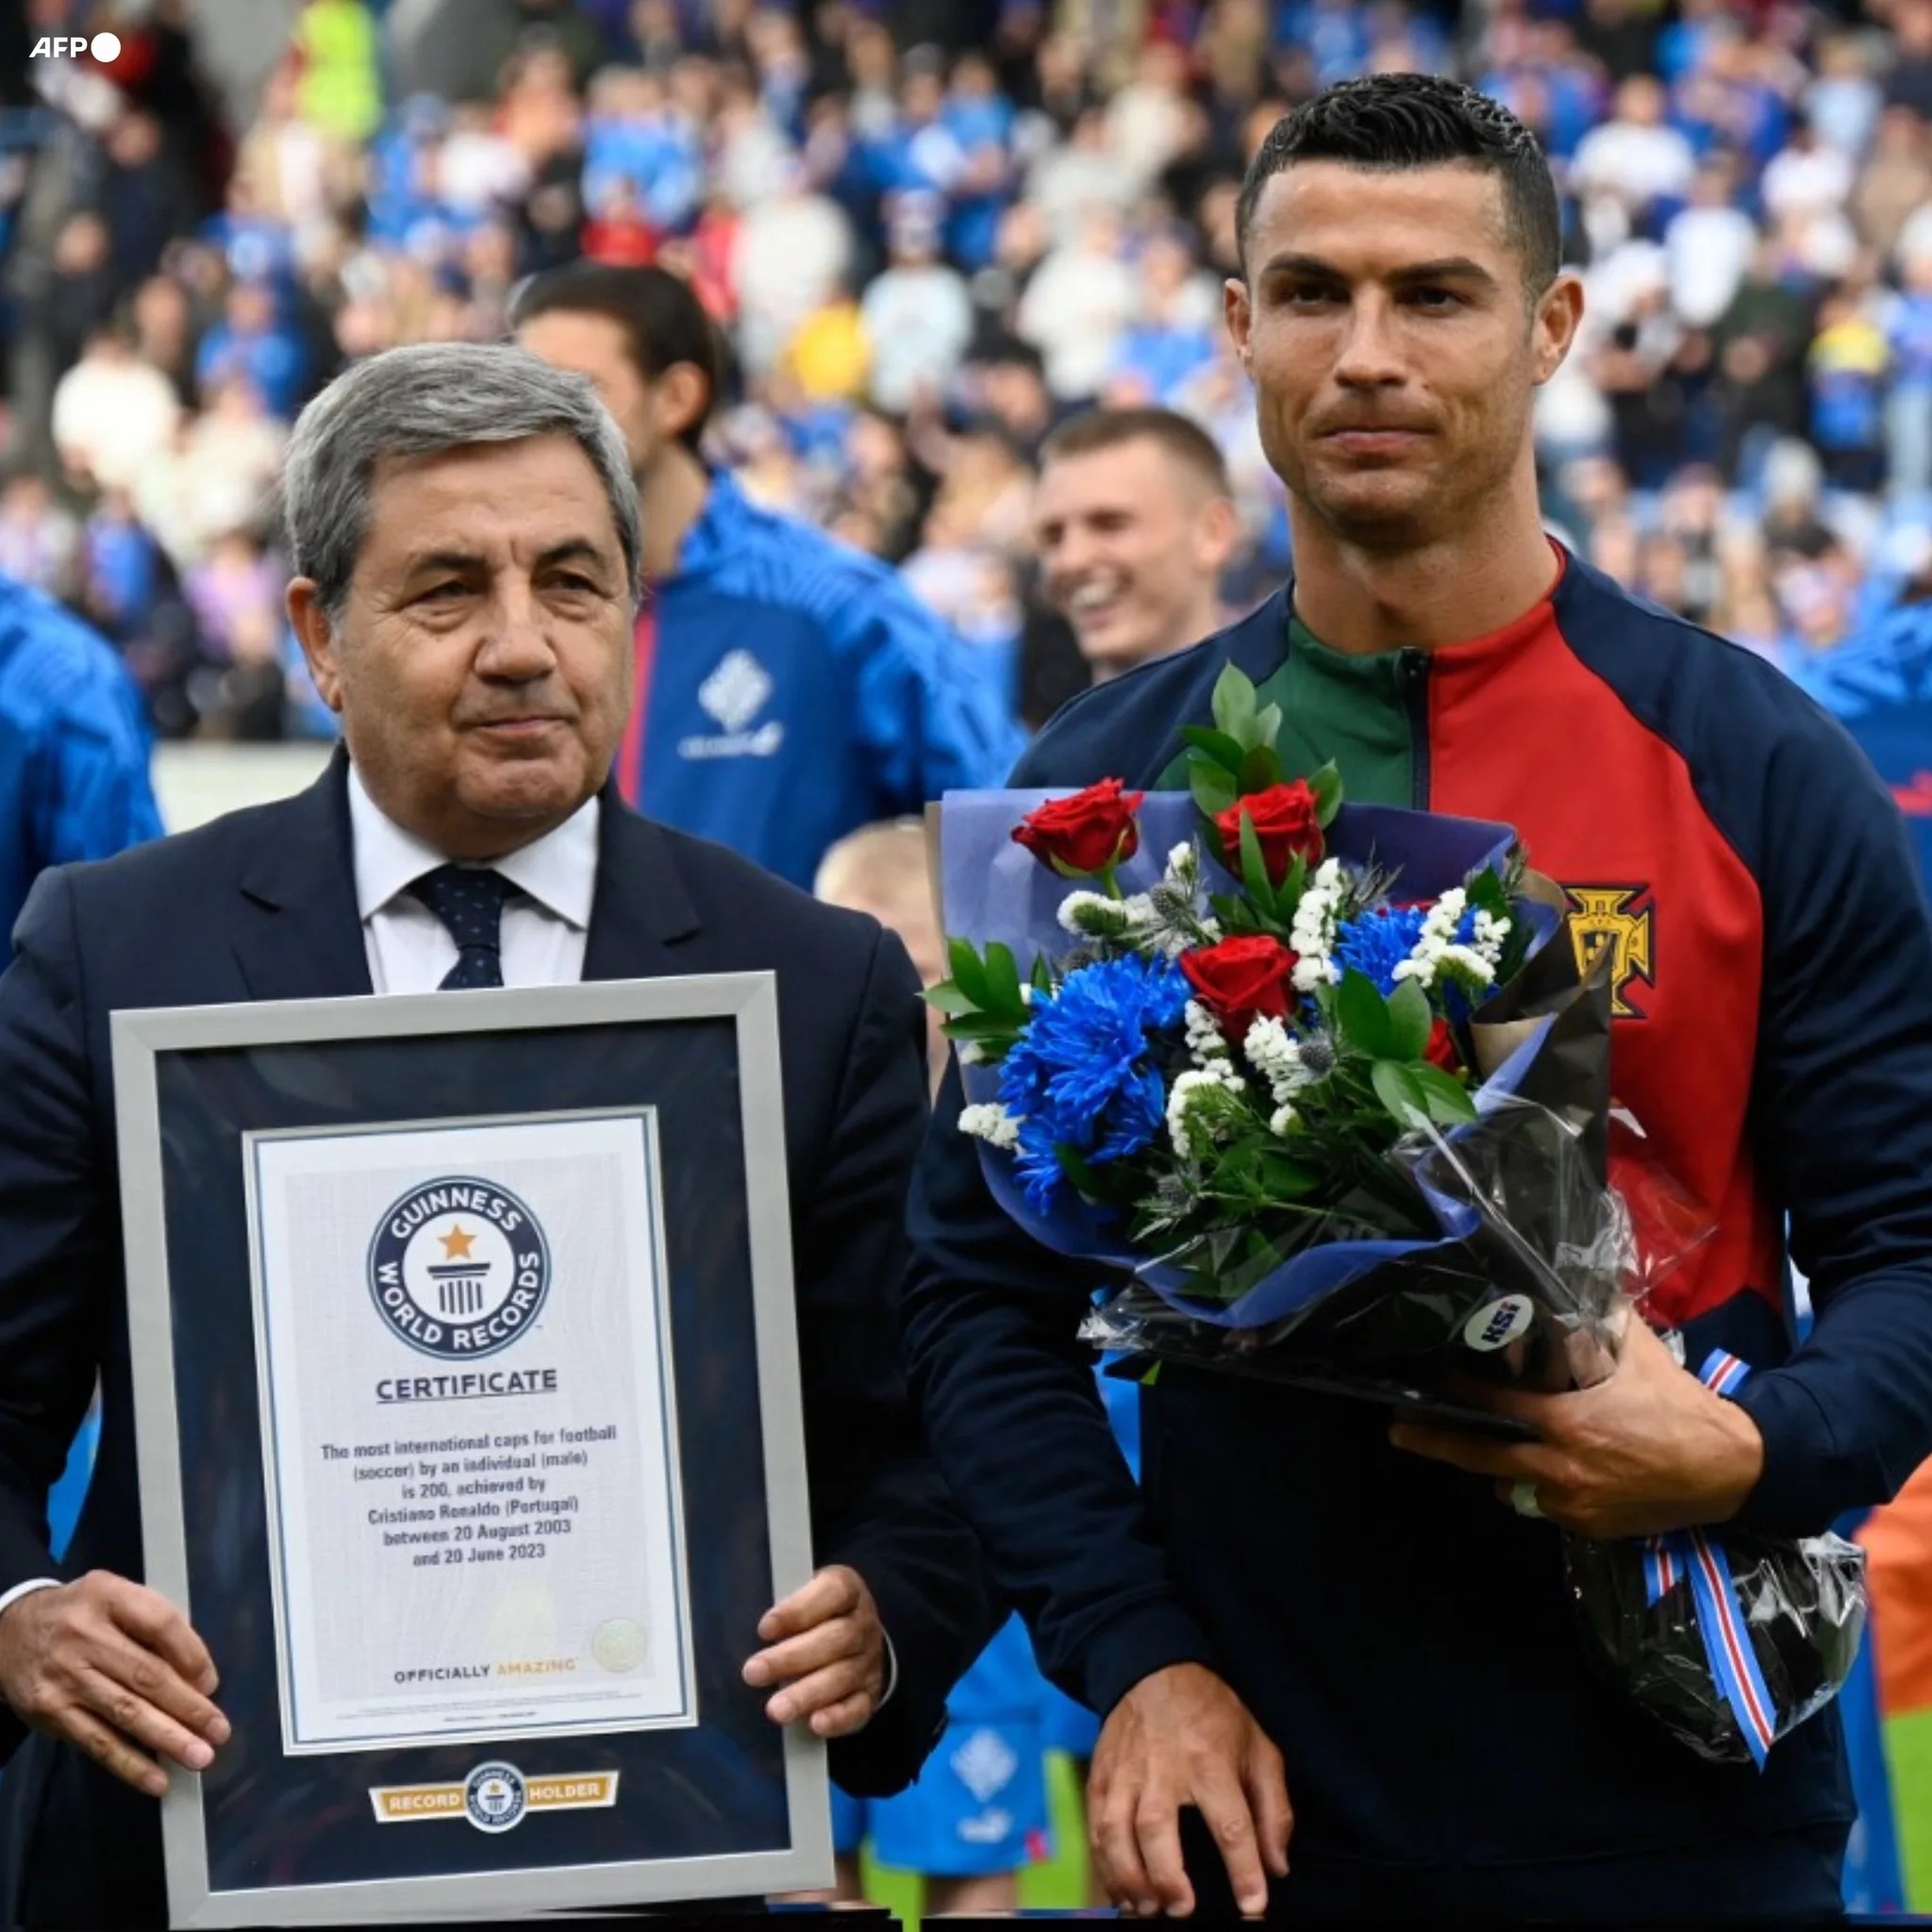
[1165,1061,1247,1159]
[1185,998,1229,1065]
[958,1102,1024,1151]
[1242,1015,1316,1108]
[1290,857,1346,992]
[1057,890,1130,939]
[1391,886,1512,993]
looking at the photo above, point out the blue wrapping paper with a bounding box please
[939,789,1566,1331]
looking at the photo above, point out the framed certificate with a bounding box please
[110,976,830,1925]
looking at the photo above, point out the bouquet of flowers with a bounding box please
[932,663,1868,1768]
[934,663,1621,1404]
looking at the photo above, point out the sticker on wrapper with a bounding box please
[369,1761,621,1830]
[1462,1293,1535,1352]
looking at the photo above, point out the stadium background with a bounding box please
[6,0,1932,1914]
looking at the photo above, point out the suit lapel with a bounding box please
[581,791,703,982]
[231,748,375,1000]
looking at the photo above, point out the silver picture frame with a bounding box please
[111,974,831,1926]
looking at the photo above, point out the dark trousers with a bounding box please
[1175,1811,1850,1923]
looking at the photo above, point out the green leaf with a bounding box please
[1179,724,1248,774]
[1209,891,1266,936]
[924,980,981,1017]
[1386,977,1432,1062]
[1030,952,1055,994]
[983,941,1025,1018]
[1371,1058,1428,1126]
[947,939,990,1006]
[1238,808,1279,914]
[1191,765,1238,819]
[1210,663,1258,740]
[1408,1063,1479,1124]
[1466,864,1510,922]
[1309,760,1343,829]
[1335,969,1394,1059]
[1254,703,1284,751]
[1237,744,1281,796]
[940,1013,1023,1042]
[1257,1151,1322,1198]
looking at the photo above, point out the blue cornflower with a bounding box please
[1332,903,1430,995]
[997,954,1191,1213]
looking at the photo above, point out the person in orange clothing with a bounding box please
[1864,1458,1932,1719]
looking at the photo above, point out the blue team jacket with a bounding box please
[621,475,1024,889]
[0,577,162,958]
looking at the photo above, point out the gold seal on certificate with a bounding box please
[592,1619,649,1674]
[244,1108,698,1755]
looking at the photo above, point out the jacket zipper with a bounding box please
[1400,649,1431,810]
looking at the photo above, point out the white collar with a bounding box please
[346,761,600,931]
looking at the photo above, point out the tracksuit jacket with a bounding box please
[0,576,161,960]
[616,475,1024,889]
[903,547,1932,1913]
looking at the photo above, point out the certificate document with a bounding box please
[245,1108,695,1755]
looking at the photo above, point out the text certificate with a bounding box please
[245,1109,695,1755]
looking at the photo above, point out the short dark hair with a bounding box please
[1236,75,1561,296]
[508,262,725,454]
[1041,407,1232,497]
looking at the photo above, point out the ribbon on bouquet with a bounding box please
[1638,1349,1777,1769]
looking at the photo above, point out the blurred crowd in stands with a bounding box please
[3,0,1932,745]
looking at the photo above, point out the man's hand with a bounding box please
[742,1564,884,1739]
[1389,1316,1766,1539]
[0,1573,229,1796]
[1089,1663,1291,1920]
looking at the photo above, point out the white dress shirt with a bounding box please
[347,762,598,992]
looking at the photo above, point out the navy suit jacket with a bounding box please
[0,755,992,1928]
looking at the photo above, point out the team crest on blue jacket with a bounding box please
[367,1178,550,1359]
[1563,885,1656,1020]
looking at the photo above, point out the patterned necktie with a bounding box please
[409,865,514,990]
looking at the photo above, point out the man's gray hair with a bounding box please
[281,341,642,619]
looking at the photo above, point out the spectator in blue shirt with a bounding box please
[0,572,164,960]
[193,279,308,422]
[1887,253,1932,500]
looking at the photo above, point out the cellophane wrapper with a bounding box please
[1079,1099,1871,1766]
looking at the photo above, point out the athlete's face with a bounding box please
[1225,162,1580,547]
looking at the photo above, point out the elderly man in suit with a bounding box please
[0,342,994,1928]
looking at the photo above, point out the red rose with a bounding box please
[1425,1018,1462,1073]
[1180,935,1300,1046]
[1216,780,1324,885]
[1012,777,1144,877]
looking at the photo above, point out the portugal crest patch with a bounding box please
[1563,885,1656,1020]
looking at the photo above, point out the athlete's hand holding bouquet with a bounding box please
[932,667,1865,1769]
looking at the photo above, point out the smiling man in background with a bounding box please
[1031,407,1241,688]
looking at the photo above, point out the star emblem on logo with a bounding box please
[439,1223,477,1261]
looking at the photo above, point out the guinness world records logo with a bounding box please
[368,1176,551,1359]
